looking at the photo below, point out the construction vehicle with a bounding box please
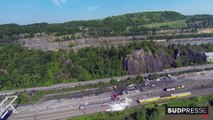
[111,92,123,100]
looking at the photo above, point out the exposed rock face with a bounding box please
[125,48,207,75]
[125,49,173,75]
[16,35,147,51]
[17,37,73,51]
[14,36,213,51]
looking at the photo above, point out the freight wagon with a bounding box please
[171,92,191,98]
[138,92,191,103]
[163,85,184,92]
[160,95,172,100]
[138,97,160,103]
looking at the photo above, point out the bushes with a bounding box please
[135,75,144,82]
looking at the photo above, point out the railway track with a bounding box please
[7,70,213,120]
[9,84,213,120]
[2,64,213,95]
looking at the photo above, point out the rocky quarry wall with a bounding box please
[125,48,207,75]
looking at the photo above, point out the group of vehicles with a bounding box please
[138,84,187,103]
[79,79,188,111]
[111,84,138,100]
[110,83,185,101]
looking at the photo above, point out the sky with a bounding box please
[0,0,213,25]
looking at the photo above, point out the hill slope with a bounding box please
[0,11,213,42]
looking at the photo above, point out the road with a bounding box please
[7,70,213,120]
[1,64,213,94]
[158,37,213,46]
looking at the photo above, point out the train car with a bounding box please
[164,87,175,91]
[138,91,191,104]
[164,85,184,91]
[160,95,172,100]
[138,96,160,103]
[176,85,185,89]
[171,92,191,98]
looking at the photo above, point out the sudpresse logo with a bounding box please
[166,107,208,114]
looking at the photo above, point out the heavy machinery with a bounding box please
[111,92,123,100]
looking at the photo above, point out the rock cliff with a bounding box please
[125,48,207,75]
[125,49,173,75]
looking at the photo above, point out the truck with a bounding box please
[111,92,123,100]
